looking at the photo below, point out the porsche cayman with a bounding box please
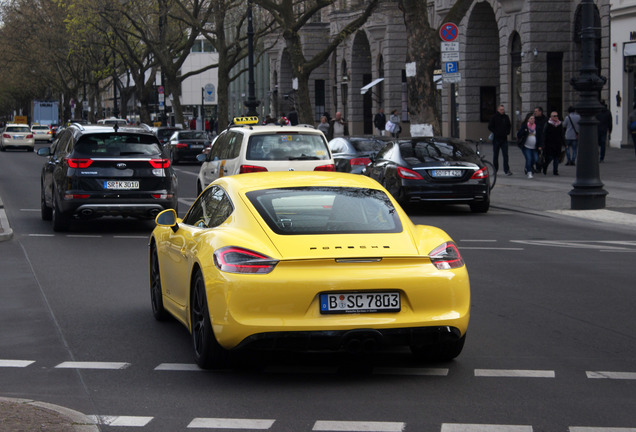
[149,171,470,369]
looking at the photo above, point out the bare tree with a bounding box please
[253,0,379,125]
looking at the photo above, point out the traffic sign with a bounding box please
[441,52,460,62]
[440,22,458,42]
[158,86,164,94]
[444,62,458,74]
[441,42,459,52]
[442,73,462,83]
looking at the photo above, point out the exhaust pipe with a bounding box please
[343,330,382,354]
[80,209,94,217]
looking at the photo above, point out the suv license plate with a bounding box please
[320,292,400,314]
[104,180,139,190]
[431,169,463,178]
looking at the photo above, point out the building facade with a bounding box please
[265,0,612,144]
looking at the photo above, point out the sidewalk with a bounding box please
[0,143,634,428]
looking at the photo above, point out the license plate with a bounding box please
[431,169,463,178]
[320,292,400,314]
[14,135,24,139]
[191,144,204,149]
[104,180,139,190]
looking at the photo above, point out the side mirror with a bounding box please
[155,208,177,227]
[37,147,51,157]
[196,153,207,162]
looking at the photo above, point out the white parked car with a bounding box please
[31,124,53,142]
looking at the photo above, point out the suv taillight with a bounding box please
[314,164,336,171]
[149,159,171,168]
[240,165,268,173]
[66,158,93,168]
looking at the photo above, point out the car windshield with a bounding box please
[6,126,31,133]
[247,133,330,161]
[178,131,207,140]
[74,134,162,156]
[399,139,475,163]
[246,187,402,235]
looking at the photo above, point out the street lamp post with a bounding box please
[568,0,607,210]
[244,0,260,116]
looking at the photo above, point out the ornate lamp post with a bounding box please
[569,0,607,209]
[244,0,260,116]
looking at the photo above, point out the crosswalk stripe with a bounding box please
[89,415,153,427]
[475,369,555,378]
[586,371,636,380]
[55,361,130,370]
[187,418,275,429]
[313,420,405,431]
[441,425,532,432]
[155,363,202,371]
[0,359,35,367]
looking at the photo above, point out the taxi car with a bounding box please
[31,124,53,142]
[149,171,470,369]
[1,123,35,151]
[195,117,335,195]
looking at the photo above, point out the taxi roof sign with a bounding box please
[233,116,260,125]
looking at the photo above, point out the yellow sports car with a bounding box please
[149,171,470,369]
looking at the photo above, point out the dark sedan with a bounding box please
[364,137,491,213]
[167,130,211,163]
[328,136,390,174]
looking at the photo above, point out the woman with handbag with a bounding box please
[517,114,538,179]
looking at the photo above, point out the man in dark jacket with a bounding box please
[596,101,612,162]
[488,104,512,175]
[533,107,548,173]
[373,108,386,136]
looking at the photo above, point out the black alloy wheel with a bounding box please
[51,187,70,232]
[190,270,229,369]
[150,244,169,321]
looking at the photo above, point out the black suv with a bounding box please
[38,123,178,231]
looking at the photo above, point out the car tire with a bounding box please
[469,198,490,213]
[196,181,202,197]
[190,269,230,369]
[27,147,34,152]
[411,334,466,362]
[41,183,52,221]
[150,243,170,321]
[0,144,5,151]
[51,188,70,232]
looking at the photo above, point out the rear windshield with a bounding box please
[178,131,208,140]
[6,126,31,133]
[246,133,330,161]
[32,126,49,131]
[350,138,386,153]
[399,140,475,164]
[74,134,162,156]
[157,129,179,141]
[246,187,402,235]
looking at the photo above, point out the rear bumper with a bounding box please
[61,198,177,219]
[233,326,463,353]
[402,181,489,203]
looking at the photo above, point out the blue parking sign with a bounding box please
[444,62,458,74]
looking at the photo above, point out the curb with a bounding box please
[0,397,100,432]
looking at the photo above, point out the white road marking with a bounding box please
[313,420,405,431]
[373,367,449,376]
[475,369,555,378]
[89,415,153,427]
[441,425,532,432]
[27,233,55,237]
[0,359,35,367]
[510,240,636,251]
[55,361,130,370]
[20,209,40,212]
[570,428,636,432]
[586,371,636,380]
[154,363,203,371]
[187,418,275,429]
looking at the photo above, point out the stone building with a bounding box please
[265,0,610,142]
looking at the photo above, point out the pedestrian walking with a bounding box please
[533,107,548,173]
[488,104,512,175]
[596,100,612,162]
[317,115,330,136]
[373,108,387,136]
[542,111,565,176]
[516,113,538,179]
[563,106,580,166]
[327,111,349,141]
[386,109,401,138]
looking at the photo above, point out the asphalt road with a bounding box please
[1,145,635,432]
